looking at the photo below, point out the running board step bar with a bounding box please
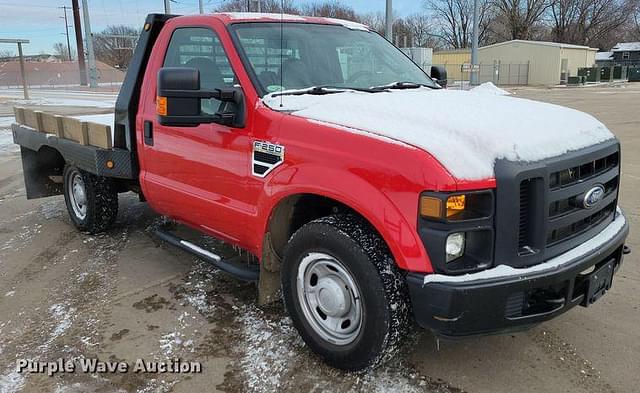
[154,229,259,282]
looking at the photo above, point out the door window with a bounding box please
[164,27,236,114]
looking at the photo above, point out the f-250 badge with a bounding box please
[252,141,285,178]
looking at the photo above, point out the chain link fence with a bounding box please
[432,62,530,88]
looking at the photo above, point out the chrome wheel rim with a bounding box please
[68,172,87,220]
[296,252,363,345]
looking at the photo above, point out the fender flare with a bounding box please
[256,164,432,273]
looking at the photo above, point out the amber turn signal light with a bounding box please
[419,196,442,219]
[156,96,167,116]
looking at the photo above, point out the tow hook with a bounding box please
[623,245,631,255]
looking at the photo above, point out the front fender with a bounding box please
[256,163,433,273]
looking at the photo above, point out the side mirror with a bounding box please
[430,66,447,88]
[157,67,245,127]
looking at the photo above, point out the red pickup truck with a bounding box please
[11,13,630,371]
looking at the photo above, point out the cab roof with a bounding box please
[176,12,370,31]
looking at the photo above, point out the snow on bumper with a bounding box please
[423,207,627,285]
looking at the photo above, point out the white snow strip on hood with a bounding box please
[263,87,614,180]
[423,207,626,285]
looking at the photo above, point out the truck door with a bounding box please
[138,26,251,243]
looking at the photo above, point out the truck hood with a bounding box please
[262,85,614,180]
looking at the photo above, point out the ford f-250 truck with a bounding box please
[11,13,630,371]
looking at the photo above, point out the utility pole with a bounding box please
[164,0,171,14]
[199,0,204,14]
[385,0,393,42]
[81,0,98,88]
[17,42,29,99]
[470,0,479,85]
[59,6,73,61]
[71,0,87,85]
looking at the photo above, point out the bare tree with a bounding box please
[426,0,493,48]
[405,13,442,48]
[300,1,358,20]
[213,0,299,13]
[359,12,386,35]
[52,42,76,61]
[492,0,551,40]
[0,49,14,60]
[93,26,139,69]
[548,0,637,48]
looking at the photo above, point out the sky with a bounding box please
[0,0,422,55]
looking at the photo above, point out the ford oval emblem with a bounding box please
[583,185,605,209]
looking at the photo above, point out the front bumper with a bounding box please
[407,210,629,337]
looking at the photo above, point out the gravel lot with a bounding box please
[0,84,638,393]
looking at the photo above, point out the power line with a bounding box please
[58,6,73,61]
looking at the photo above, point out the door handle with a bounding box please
[144,120,153,146]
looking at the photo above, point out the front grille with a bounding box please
[549,152,618,189]
[547,201,616,245]
[518,181,529,249]
[518,148,619,258]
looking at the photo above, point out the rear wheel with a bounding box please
[63,165,118,234]
[282,214,410,370]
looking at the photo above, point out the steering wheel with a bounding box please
[346,71,375,85]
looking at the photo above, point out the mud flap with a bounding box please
[258,232,282,306]
[20,146,63,199]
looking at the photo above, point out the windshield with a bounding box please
[231,22,438,95]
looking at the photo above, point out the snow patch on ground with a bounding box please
[42,304,75,350]
[0,303,74,393]
[14,97,114,109]
[238,306,299,393]
[263,88,614,180]
[0,117,18,154]
[158,312,195,357]
[424,207,626,284]
[471,82,511,96]
[0,370,25,393]
[0,116,14,128]
[0,223,42,254]
[0,131,18,154]
[237,304,444,392]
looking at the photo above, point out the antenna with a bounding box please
[279,0,284,107]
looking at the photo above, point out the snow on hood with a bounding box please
[263,87,614,180]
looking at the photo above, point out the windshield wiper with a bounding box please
[272,85,386,97]
[371,81,440,90]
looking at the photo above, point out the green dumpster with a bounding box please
[568,76,584,85]
[600,67,611,81]
[629,67,640,82]
[613,66,622,79]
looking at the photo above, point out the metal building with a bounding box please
[478,40,597,85]
[432,49,471,83]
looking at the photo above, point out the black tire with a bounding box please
[282,214,410,371]
[63,165,118,234]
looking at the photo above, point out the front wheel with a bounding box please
[281,214,410,371]
[63,165,118,234]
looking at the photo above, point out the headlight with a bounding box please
[445,232,465,262]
